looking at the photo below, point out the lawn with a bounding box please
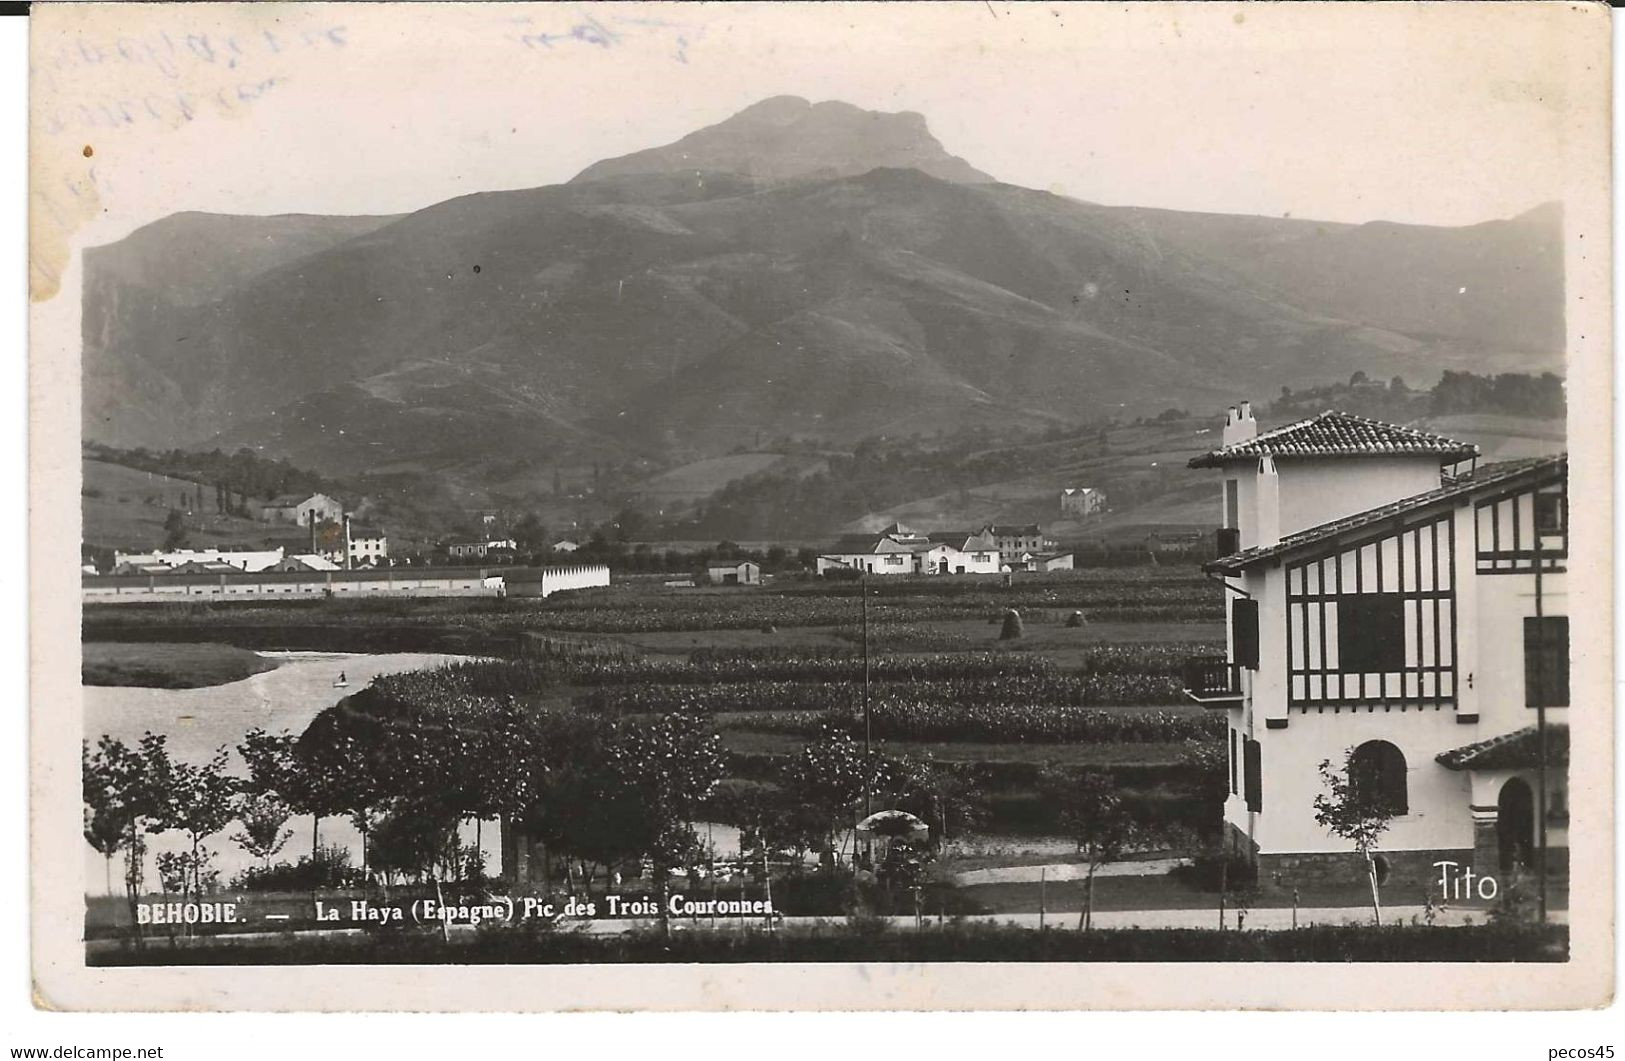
[81,641,279,689]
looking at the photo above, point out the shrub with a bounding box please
[229,845,361,891]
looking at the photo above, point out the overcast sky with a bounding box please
[32,1,1607,256]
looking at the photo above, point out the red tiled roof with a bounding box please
[1189,411,1479,468]
[1436,724,1568,771]
[1206,455,1565,574]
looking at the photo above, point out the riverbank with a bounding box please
[82,641,280,689]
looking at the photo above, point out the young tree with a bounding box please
[82,739,141,901]
[782,725,882,866]
[1043,768,1137,930]
[886,753,987,852]
[232,792,294,870]
[1313,751,1398,925]
[601,713,726,932]
[150,747,238,903]
[82,733,174,944]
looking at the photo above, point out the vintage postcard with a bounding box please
[30,1,1613,1011]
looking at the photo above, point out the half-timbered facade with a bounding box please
[1185,404,1568,890]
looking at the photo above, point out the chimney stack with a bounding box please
[342,513,353,571]
[1222,399,1258,447]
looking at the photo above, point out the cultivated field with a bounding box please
[86,567,1227,850]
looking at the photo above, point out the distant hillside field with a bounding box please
[632,453,825,505]
[81,459,278,552]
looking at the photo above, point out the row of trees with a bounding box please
[84,441,335,510]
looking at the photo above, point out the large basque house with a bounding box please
[1185,403,1568,892]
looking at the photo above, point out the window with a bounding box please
[885,554,903,565]
[1337,593,1407,672]
[1534,493,1565,534]
[1232,598,1259,670]
[1224,479,1239,529]
[1349,740,1408,815]
[1523,616,1569,707]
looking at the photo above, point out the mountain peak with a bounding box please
[572,96,994,185]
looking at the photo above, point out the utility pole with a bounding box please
[1533,521,1548,922]
[861,570,873,868]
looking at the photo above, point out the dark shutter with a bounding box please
[1523,616,1569,707]
[1232,598,1260,670]
[1534,493,1565,534]
[1224,479,1240,529]
[1243,738,1262,812]
[1229,729,1238,794]
[1337,594,1407,672]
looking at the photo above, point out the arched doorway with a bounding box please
[1497,777,1535,872]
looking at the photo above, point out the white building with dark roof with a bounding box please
[256,492,344,526]
[816,523,1000,576]
[1185,402,1567,895]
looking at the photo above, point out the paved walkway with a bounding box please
[953,859,1186,886]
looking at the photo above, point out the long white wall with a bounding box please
[85,568,509,603]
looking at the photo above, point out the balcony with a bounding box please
[1215,527,1241,558]
[1182,655,1244,706]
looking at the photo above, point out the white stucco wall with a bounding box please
[1225,707,1476,856]
[1273,458,1444,539]
[1223,488,1569,861]
[1222,457,1445,550]
[1472,571,1568,735]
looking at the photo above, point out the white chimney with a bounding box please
[1222,400,1258,447]
[1251,456,1281,548]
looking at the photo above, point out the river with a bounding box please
[83,651,480,895]
[82,650,743,895]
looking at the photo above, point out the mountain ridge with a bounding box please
[81,97,1564,507]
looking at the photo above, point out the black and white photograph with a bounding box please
[26,0,1613,1012]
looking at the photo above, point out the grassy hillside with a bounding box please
[631,453,826,507]
[81,459,280,552]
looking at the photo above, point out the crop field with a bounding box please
[88,566,1227,851]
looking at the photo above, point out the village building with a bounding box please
[345,525,389,566]
[447,538,518,560]
[816,523,1000,576]
[706,559,761,585]
[268,553,341,572]
[988,524,1045,567]
[1061,487,1106,519]
[1012,551,1075,573]
[112,547,287,573]
[552,539,580,553]
[256,492,344,526]
[1184,403,1568,893]
[502,563,612,598]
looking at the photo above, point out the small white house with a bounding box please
[706,560,761,586]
